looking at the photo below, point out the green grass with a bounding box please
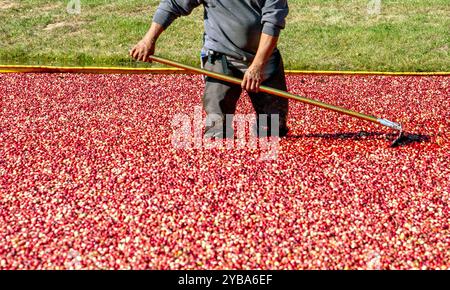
[0,0,448,71]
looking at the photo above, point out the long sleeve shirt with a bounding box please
[153,0,289,61]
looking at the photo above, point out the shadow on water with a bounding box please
[391,132,431,147]
[287,131,430,147]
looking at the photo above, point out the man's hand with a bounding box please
[130,38,155,63]
[242,63,263,93]
[241,33,279,93]
[129,22,164,63]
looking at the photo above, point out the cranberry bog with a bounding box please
[0,72,448,269]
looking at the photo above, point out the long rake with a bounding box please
[148,55,405,147]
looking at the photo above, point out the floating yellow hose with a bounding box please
[0,64,448,76]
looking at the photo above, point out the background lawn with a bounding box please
[0,0,449,71]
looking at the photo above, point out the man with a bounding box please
[130,0,289,138]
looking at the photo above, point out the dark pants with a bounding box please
[202,50,289,138]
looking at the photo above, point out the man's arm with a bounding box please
[242,33,278,93]
[243,0,288,92]
[130,0,202,62]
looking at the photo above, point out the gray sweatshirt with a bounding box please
[153,0,289,61]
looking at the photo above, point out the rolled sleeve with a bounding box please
[262,22,282,36]
[153,9,178,28]
[261,0,289,36]
[152,0,202,29]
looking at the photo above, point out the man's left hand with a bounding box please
[242,63,263,93]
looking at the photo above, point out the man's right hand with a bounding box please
[129,22,164,63]
[129,38,156,63]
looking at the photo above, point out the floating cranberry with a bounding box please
[0,73,448,270]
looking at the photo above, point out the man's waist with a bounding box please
[201,47,280,64]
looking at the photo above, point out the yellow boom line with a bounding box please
[0,65,183,74]
[0,65,448,76]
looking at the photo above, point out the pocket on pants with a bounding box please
[262,50,283,82]
[200,50,208,69]
[203,0,216,8]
